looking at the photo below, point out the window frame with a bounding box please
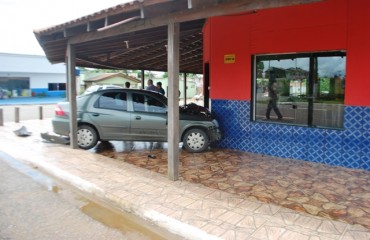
[252,51,346,129]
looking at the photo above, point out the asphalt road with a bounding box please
[0,154,128,239]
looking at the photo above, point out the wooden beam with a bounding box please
[76,56,123,69]
[167,21,180,181]
[69,0,321,45]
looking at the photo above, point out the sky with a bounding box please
[0,0,131,56]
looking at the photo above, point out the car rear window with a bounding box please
[94,92,127,111]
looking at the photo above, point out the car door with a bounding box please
[85,91,131,140]
[130,92,167,141]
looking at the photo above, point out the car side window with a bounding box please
[94,92,127,111]
[132,93,166,113]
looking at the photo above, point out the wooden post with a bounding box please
[183,72,187,105]
[167,21,180,181]
[39,106,43,120]
[141,69,145,89]
[15,107,20,123]
[67,42,78,149]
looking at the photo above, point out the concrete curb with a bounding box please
[3,150,219,240]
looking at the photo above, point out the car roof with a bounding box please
[94,88,168,101]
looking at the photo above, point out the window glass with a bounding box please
[48,83,66,91]
[132,93,166,113]
[94,92,127,111]
[59,83,66,90]
[313,56,345,128]
[254,52,345,128]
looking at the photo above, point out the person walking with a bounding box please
[266,79,283,120]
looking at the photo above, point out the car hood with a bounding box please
[179,103,213,121]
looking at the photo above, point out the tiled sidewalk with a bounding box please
[102,145,369,229]
[0,119,369,240]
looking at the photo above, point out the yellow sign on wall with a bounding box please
[224,54,235,64]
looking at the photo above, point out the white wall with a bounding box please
[0,53,67,95]
[0,53,65,74]
[0,72,66,88]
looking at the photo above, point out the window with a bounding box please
[48,83,66,91]
[94,92,127,111]
[253,51,346,129]
[132,93,166,113]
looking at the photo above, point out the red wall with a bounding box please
[346,0,370,106]
[205,15,252,100]
[204,0,370,106]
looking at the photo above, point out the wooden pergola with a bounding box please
[34,0,320,181]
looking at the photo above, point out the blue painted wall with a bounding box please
[31,88,66,98]
[212,100,370,171]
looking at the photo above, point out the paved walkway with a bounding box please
[0,119,369,239]
[97,143,370,229]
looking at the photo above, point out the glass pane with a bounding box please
[48,83,57,91]
[96,92,127,111]
[146,95,167,113]
[59,83,66,91]
[133,93,166,113]
[313,56,345,128]
[255,57,309,125]
[132,93,146,112]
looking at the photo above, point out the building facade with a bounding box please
[81,72,141,92]
[0,53,66,97]
[204,0,370,170]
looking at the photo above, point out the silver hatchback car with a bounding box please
[52,89,221,153]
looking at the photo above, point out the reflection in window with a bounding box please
[132,93,166,113]
[254,52,346,128]
[95,92,127,111]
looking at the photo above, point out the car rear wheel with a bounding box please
[77,125,98,150]
[183,128,209,153]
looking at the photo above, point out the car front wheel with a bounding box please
[183,128,209,153]
[77,125,98,150]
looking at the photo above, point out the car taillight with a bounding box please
[55,105,66,116]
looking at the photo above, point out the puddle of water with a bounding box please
[81,201,181,240]
[0,152,183,238]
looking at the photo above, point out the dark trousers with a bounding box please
[266,99,283,119]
